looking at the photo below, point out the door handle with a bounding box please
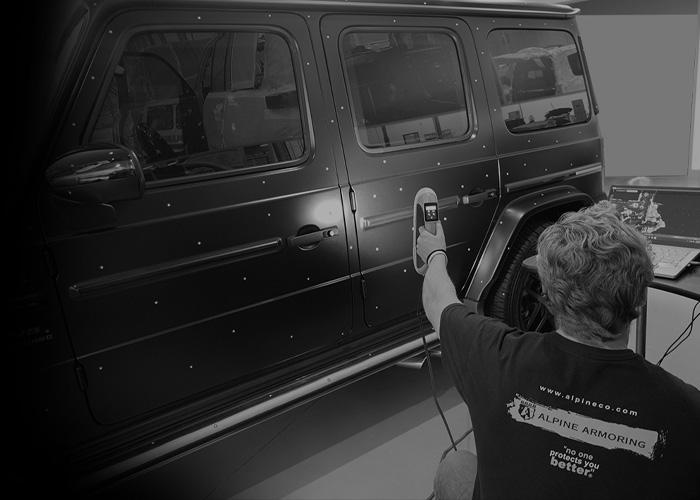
[461,188,497,207]
[288,225,339,249]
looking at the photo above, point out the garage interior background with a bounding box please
[574,0,700,177]
[564,0,700,390]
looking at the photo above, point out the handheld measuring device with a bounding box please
[413,187,463,458]
[413,187,439,275]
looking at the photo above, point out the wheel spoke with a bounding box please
[525,302,543,330]
[533,312,550,332]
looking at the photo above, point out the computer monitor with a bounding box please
[607,186,700,248]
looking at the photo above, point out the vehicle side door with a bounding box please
[321,15,500,328]
[42,10,352,425]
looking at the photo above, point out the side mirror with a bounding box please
[46,144,144,204]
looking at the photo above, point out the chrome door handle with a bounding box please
[288,225,339,248]
[462,188,497,206]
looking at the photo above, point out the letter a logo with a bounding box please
[518,402,535,420]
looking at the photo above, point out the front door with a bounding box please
[322,15,500,328]
[43,10,352,424]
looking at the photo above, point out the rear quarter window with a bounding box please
[487,29,590,133]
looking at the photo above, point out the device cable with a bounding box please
[201,399,318,500]
[656,300,699,366]
[417,287,458,453]
[422,335,458,452]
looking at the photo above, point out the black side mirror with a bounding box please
[46,144,144,204]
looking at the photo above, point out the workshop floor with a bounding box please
[223,357,473,500]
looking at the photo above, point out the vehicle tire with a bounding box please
[485,220,554,332]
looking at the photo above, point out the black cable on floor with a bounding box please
[201,400,318,500]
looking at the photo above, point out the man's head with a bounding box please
[536,201,654,344]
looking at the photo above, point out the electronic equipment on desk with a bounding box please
[608,185,700,279]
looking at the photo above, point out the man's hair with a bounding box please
[536,201,654,343]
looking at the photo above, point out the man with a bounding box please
[417,201,700,500]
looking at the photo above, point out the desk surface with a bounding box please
[521,255,700,301]
[652,265,700,301]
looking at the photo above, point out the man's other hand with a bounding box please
[417,221,447,263]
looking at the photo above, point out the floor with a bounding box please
[104,355,474,500]
[226,358,472,500]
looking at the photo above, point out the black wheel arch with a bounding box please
[461,185,593,316]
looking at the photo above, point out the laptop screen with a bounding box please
[608,186,700,247]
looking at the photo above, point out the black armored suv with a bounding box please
[11,0,605,496]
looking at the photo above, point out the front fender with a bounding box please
[462,185,593,312]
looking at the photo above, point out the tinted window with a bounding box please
[90,31,305,182]
[487,30,590,133]
[341,31,469,149]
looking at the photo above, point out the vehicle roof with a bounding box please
[87,0,580,19]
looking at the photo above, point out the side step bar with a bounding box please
[82,331,440,491]
[396,346,442,370]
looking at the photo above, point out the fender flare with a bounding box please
[462,185,593,312]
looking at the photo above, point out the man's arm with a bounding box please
[422,253,460,337]
[416,222,461,337]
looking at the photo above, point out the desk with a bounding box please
[635,266,700,357]
[521,255,700,356]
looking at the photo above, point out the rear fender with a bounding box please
[461,185,593,312]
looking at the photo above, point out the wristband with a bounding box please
[426,249,448,267]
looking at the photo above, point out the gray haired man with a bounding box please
[418,201,700,500]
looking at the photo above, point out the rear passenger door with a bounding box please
[43,10,352,424]
[322,15,500,327]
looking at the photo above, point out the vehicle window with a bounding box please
[487,30,590,133]
[90,31,305,182]
[341,31,469,149]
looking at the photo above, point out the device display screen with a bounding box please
[424,203,438,222]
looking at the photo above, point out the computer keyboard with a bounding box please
[651,244,696,266]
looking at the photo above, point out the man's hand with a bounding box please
[417,221,447,264]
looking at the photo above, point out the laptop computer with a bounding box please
[608,185,700,279]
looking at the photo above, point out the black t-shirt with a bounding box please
[440,303,700,500]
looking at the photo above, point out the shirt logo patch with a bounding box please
[507,394,663,460]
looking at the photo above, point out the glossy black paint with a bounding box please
[42,10,356,427]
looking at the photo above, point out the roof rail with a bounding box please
[91,0,580,19]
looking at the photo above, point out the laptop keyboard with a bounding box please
[651,244,696,266]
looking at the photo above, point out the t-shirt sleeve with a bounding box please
[439,303,522,406]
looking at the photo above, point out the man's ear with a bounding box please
[537,285,556,317]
